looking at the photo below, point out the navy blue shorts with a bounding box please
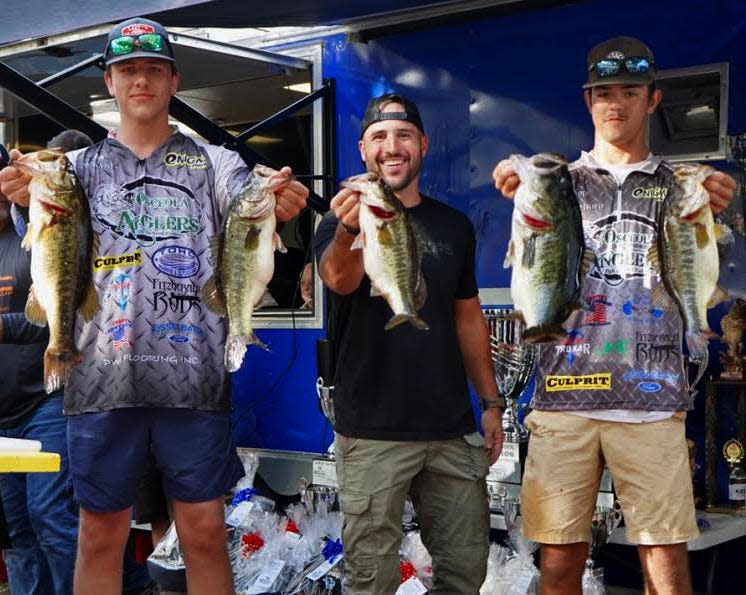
[67,408,245,512]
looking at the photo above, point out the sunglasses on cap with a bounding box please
[108,33,165,56]
[589,56,655,78]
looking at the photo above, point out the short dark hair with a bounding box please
[47,130,93,152]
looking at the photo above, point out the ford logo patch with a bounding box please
[152,245,200,278]
[638,382,662,393]
[167,335,190,344]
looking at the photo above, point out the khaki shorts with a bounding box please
[521,410,698,546]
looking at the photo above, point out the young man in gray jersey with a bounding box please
[0,17,308,595]
[493,37,735,595]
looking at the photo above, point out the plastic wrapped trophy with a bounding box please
[582,505,622,594]
[720,299,746,380]
[484,308,537,441]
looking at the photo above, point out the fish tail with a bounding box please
[685,331,710,363]
[225,333,270,373]
[384,314,429,331]
[522,323,567,344]
[43,348,83,394]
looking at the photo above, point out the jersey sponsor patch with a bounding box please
[151,245,200,278]
[93,250,143,271]
[545,373,612,392]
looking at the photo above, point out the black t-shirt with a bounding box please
[0,223,53,428]
[313,195,479,440]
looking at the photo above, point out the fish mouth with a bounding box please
[38,199,70,216]
[520,211,552,230]
[679,205,707,223]
[366,204,397,220]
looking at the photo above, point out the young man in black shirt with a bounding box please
[314,93,503,594]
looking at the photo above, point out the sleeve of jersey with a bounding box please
[454,217,479,300]
[209,146,253,212]
[1,312,50,344]
[313,211,340,267]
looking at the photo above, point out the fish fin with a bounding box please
[522,323,567,344]
[707,285,730,309]
[225,333,269,371]
[24,286,47,326]
[685,331,710,362]
[695,223,709,249]
[503,239,515,268]
[43,348,82,394]
[414,271,427,311]
[201,275,227,316]
[91,232,100,258]
[650,282,677,311]
[384,314,429,331]
[225,336,248,373]
[350,232,365,250]
[274,232,287,254]
[580,249,597,279]
[77,280,99,321]
[521,234,536,269]
[208,233,222,265]
[244,226,261,251]
[647,244,660,269]
[714,223,733,244]
[570,300,585,312]
[20,223,39,251]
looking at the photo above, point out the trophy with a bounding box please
[484,309,537,442]
[582,505,622,593]
[720,299,746,380]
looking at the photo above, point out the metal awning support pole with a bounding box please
[0,60,108,141]
[169,96,329,213]
[235,85,330,143]
[38,54,105,87]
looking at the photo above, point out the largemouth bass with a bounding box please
[202,164,288,372]
[650,164,729,366]
[342,172,428,331]
[15,149,98,393]
[504,153,592,343]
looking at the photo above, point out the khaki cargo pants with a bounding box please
[334,433,490,595]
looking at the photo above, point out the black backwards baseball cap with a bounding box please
[360,93,425,139]
[104,17,175,68]
[584,36,656,89]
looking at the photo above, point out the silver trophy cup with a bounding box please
[485,309,537,441]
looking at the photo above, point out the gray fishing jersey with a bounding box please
[530,151,691,412]
[63,132,251,414]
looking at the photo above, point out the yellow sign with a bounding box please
[545,373,612,392]
[93,250,143,272]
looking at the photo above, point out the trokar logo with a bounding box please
[545,373,612,392]
[582,294,612,327]
[554,330,589,365]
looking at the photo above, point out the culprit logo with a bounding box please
[104,273,132,312]
[545,373,612,392]
[163,152,207,170]
[151,322,206,344]
[151,245,201,278]
[106,318,133,351]
[632,186,668,202]
[93,250,143,272]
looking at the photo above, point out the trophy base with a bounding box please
[706,504,746,515]
[720,370,744,380]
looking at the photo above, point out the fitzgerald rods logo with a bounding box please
[545,373,612,392]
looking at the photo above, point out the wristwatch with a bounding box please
[479,396,506,412]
